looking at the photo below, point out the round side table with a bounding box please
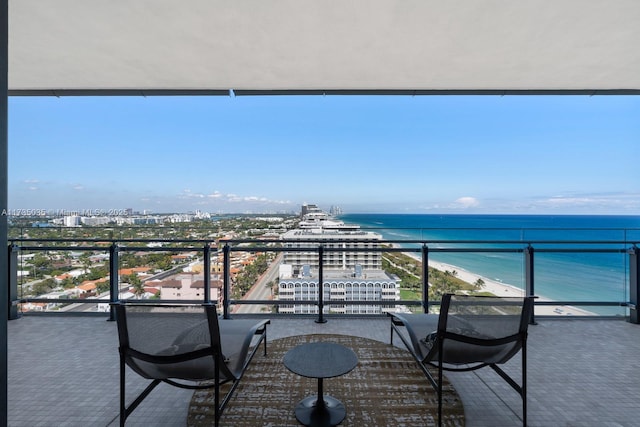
[283,342,358,427]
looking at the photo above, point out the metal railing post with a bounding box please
[203,243,211,304]
[8,244,18,319]
[108,243,119,321]
[1,4,8,425]
[422,244,429,313]
[629,246,639,324]
[525,245,536,324]
[223,243,231,319]
[316,245,326,323]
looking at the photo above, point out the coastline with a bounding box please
[401,249,593,316]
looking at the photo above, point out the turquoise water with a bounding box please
[339,214,640,315]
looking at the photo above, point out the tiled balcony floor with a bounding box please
[8,314,640,426]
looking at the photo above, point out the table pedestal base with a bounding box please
[294,395,346,427]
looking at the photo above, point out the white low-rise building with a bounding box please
[278,267,400,315]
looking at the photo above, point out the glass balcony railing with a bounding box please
[8,232,640,323]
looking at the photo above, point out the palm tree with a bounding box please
[132,281,145,299]
[79,252,92,274]
[127,273,145,299]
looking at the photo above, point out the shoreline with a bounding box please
[400,249,593,316]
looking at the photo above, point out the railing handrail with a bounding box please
[9,236,640,245]
[7,236,640,323]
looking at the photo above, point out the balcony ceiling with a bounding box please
[8,0,640,96]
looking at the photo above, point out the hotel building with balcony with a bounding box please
[277,208,400,314]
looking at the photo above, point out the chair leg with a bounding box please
[120,355,125,427]
[437,359,443,427]
[263,328,268,356]
[437,334,445,427]
[215,356,220,427]
[522,344,527,427]
[120,354,161,426]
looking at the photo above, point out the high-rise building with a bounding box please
[281,228,382,271]
[300,203,322,218]
[63,215,81,227]
[329,205,343,216]
[278,205,400,315]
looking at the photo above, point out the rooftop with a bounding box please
[8,315,640,426]
[283,269,394,281]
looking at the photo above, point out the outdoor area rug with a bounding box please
[187,333,465,426]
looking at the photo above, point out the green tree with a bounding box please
[31,278,57,296]
[84,266,108,281]
[61,277,76,289]
[79,253,92,273]
[125,273,145,299]
[32,253,52,269]
[131,281,145,299]
[96,281,110,294]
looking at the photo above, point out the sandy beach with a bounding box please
[402,250,592,316]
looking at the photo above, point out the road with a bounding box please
[234,253,282,314]
[42,254,277,315]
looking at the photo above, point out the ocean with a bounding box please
[338,214,640,315]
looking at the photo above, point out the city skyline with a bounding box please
[9,94,640,215]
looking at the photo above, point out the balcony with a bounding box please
[4,2,640,426]
[6,233,640,426]
[8,314,640,426]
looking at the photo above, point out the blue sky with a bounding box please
[8,95,640,215]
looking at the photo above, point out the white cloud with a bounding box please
[173,188,295,211]
[453,196,480,208]
[538,192,640,212]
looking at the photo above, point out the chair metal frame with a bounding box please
[115,303,269,427]
[390,294,534,426]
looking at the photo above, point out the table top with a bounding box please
[283,342,358,379]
